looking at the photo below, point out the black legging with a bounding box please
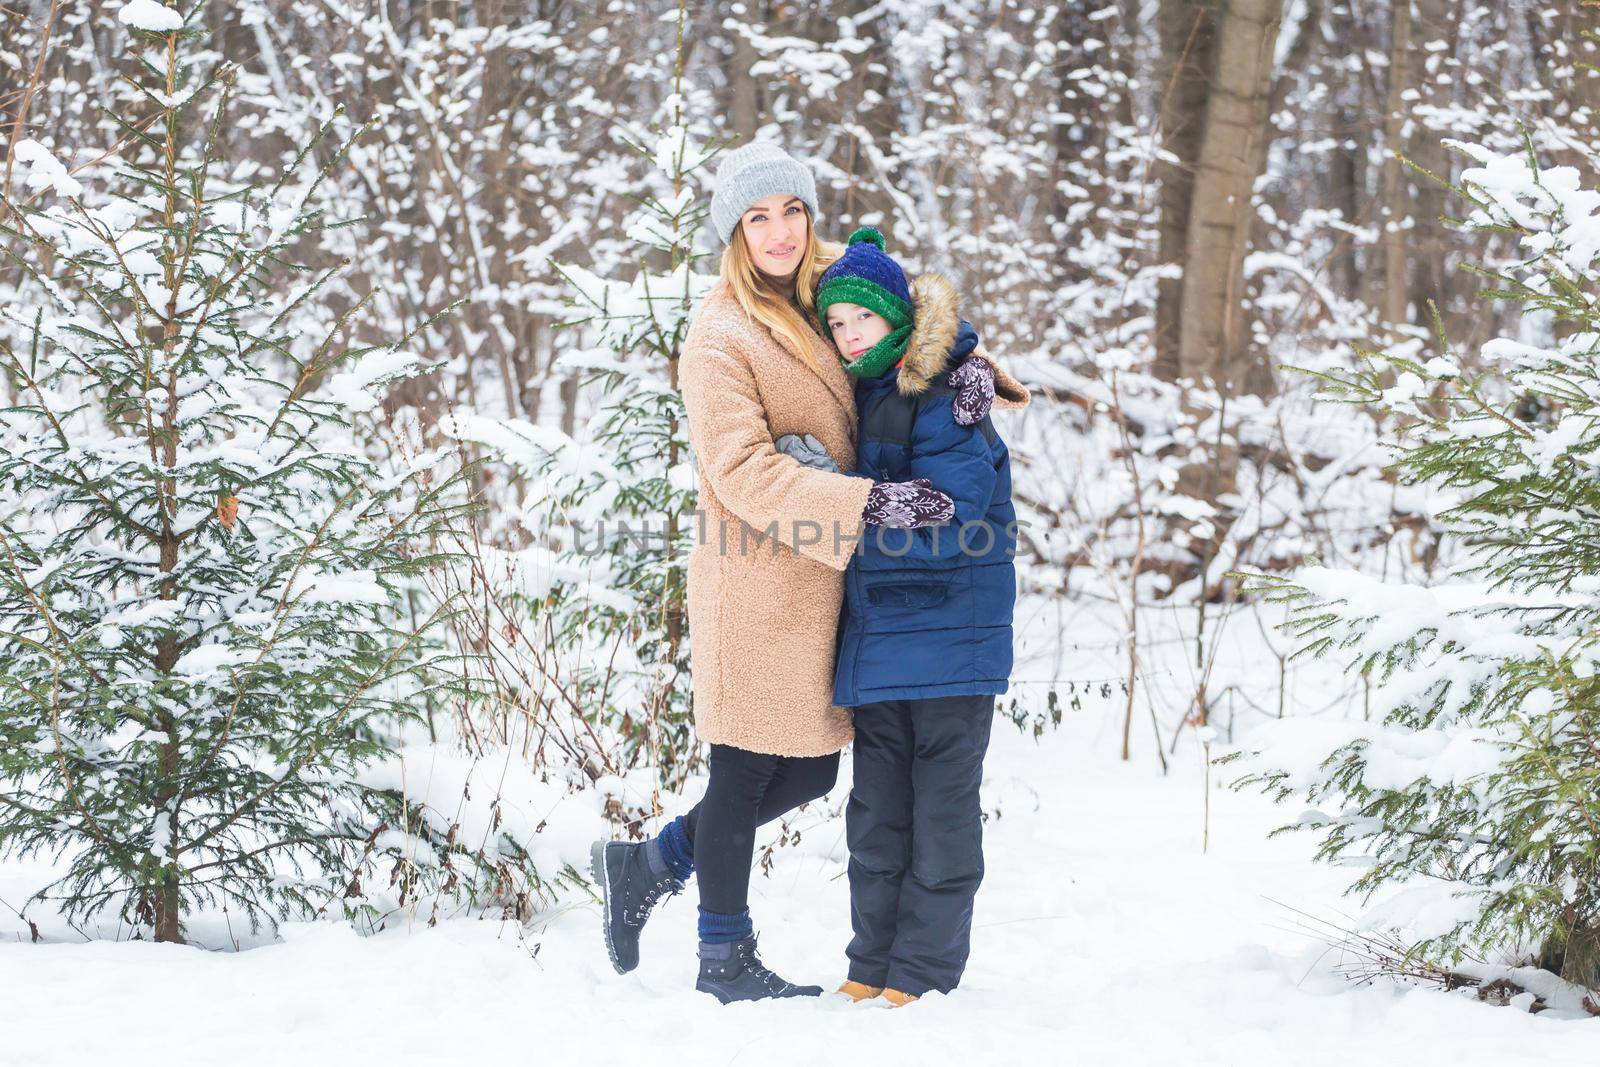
[683,743,839,914]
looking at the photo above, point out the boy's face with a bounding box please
[825,301,893,360]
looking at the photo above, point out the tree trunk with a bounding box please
[1321,0,1372,304]
[1177,0,1282,395]
[719,0,762,143]
[1406,0,1463,334]
[1379,0,1413,331]
[1153,0,1219,382]
[1328,104,1363,298]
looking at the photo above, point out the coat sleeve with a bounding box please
[860,393,999,565]
[680,342,873,572]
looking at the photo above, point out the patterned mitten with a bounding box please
[864,478,955,528]
[949,355,996,426]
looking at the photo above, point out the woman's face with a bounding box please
[824,301,893,360]
[739,194,809,278]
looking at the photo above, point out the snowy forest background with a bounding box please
[4,0,1600,1059]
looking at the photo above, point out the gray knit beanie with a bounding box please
[709,142,820,245]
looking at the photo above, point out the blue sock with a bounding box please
[698,906,753,944]
[656,815,694,882]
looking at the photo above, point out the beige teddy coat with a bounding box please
[679,281,872,757]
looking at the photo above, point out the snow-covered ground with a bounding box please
[5,688,1597,1066]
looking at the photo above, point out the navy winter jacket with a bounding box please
[832,272,1029,707]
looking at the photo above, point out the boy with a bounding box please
[813,227,1030,1005]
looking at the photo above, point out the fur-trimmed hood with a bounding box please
[897,272,1031,411]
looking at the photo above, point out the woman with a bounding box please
[590,142,997,1004]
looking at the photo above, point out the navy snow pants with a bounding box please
[845,694,994,997]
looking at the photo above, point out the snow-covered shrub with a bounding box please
[0,10,527,942]
[1227,138,1600,988]
[443,26,718,806]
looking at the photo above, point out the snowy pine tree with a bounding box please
[0,11,489,942]
[1230,137,1600,988]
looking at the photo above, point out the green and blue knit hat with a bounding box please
[816,227,914,378]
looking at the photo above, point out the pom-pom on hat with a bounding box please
[816,227,913,318]
[816,227,916,378]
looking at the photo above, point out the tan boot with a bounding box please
[836,980,884,1002]
[881,988,920,1008]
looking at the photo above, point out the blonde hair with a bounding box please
[720,208,842,373]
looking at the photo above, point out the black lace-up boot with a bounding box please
[590,839,684,974]
[695,937,824,1003]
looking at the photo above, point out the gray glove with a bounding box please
[774,433,840,474]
